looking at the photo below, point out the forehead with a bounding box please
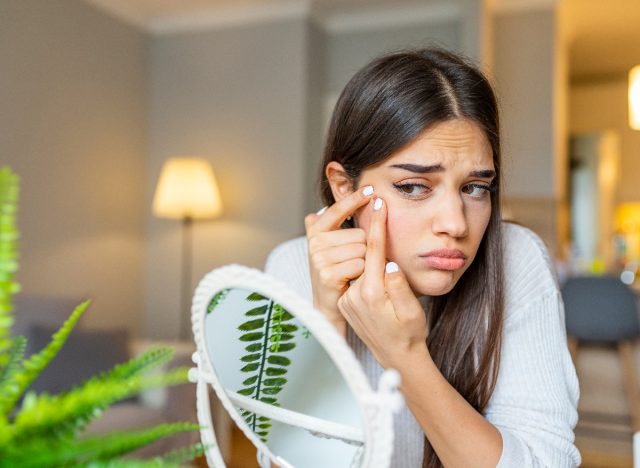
[384,119,493,169]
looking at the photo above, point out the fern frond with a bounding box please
[0,166,20,363]
[42,346,177,436]
[1,367,188,447]
[207,288,229,314]
[105,347,174,381]
[0,300,90,417]
[4,422,199,467]
[60,347,175,435]
[246,292,267,301]
[234,292,299,442]
[0,335,27,425]
[156,441,206,465]
[0,335,26,387]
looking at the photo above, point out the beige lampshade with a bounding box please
[152,157,223,219]
[630,65,640,130]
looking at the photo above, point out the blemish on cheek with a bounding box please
[384,205,413,256]
[354,202,373,232]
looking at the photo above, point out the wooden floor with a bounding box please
[576,410,634,467]
[228,426,260,468]
[580,452,632,468]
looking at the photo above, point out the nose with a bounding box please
[431,191,469,238]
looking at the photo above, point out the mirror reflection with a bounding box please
[204,287,365,467]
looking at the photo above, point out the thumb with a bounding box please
[384,262,423,322]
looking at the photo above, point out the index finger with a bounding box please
[363,196,387,285]
[307,185,374,233]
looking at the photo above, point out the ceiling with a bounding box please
[564,0,640,81]
[84,0,640,81]
[84,0,426,24]
[86,0,268,19]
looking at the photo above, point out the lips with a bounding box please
[420,249,467,271]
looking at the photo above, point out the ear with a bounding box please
[326,161,355,202]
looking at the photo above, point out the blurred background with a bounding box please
[2,0,640,466]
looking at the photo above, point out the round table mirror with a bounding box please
[189,264,403,468]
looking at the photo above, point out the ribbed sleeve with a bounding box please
[263,223,581,467]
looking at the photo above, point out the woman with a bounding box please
[265,48,580,467]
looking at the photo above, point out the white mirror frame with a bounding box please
[188,264,404,468]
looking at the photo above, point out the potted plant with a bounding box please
[0,167,204,467]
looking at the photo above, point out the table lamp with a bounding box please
[152,157,223,339]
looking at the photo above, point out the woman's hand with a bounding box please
[304,186,375,335]
[337,197,429,369]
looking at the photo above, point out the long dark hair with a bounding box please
[319,48,504,468]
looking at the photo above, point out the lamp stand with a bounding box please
[180,216,193,340]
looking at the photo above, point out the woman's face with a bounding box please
[352,119,495,296]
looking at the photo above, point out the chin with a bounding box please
[405,270,459,297]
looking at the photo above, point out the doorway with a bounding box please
[568,131,620,274]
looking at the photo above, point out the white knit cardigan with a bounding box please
[264,222,581,467]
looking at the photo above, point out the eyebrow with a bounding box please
[389,163,496,179]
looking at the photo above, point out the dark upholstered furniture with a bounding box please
[562,276,640,431]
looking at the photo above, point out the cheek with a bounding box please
[385,205,419,259]
[354,202,415,258]
[469,204,492,243]
[460,204,492,269]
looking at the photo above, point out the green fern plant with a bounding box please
[207,289,300,442]
[0,167,20,365]
[0,166,204,467]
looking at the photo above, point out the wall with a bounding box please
[0,0,148,333]
[324,21,461,96]
[146,19,308,339]
[303,21,328,215]
[492,7,562,251]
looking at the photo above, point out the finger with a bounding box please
[307,185,374,234]
[308,228,366,254]
[362,196,387,291]
[304,208,329,231]
[384,262,423,322]
[310,242,367,269]
[319,258,366,290]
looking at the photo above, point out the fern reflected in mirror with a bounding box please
[207,289,305,443]
[203,285,366,467]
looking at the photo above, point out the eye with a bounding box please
[393,182,431,198]
[462,183,494,199]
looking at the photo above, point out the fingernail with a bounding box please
[362,185,374,196]
[316,206,327,215]
[373,198,383,211]
[385,262,399,273]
